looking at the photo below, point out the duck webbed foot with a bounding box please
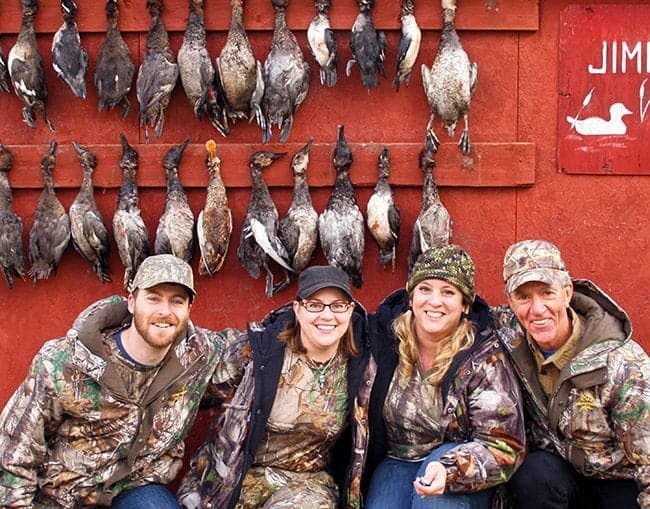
[120,97,131,120]
[153,108,165,138]
[345,59,356,77]
[458,129,470,154]
[22,107,36,128]
[426,127,440,152]
[279,115,294,144]
[264,265,290,298]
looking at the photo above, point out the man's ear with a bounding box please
[564,282,574,307]
[127,293,135,314]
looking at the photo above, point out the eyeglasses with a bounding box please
[301,300,353,313]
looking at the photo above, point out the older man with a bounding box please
[0,254,243,508]
[493,240,650,509]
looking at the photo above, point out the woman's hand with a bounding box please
[413,460,447,497]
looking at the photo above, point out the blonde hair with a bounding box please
[393,305,474,385]
[277,318,359,358]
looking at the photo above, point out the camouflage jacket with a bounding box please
[364,289,525,496]
[0,295,232,508]
[177,302,375,509]
[492,279,650,508]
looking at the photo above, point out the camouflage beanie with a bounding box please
[407,245,475,303]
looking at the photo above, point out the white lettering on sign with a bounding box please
[588,41,650,74]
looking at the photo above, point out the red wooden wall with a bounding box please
[0,0,648,473]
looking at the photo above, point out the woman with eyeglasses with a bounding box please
[177,265,372,509]
[363,245,525,508]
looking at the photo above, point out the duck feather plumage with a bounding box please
[51,0,88,99]
[0,143,26,288]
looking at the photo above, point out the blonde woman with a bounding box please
[363,245,525,508]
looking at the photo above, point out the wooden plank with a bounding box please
[4,141,535,189]
[0,0,538,34]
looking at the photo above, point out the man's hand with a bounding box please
[413,461,446,497]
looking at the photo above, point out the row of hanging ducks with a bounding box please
[0,127,452,297]
[0,0,477,152]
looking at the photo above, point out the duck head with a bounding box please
[205,139,221,169]
[72,141,97,171]
[291,137,313,177]
[0,143,14,173]
[119,133,138,172]
[163,139,190,171]
[105,0,118,19]
[249,151,286,171]
[61,0,78,18]
[333,125,352,171]
[146,0,163,16]
[21,0,38,16]
[40,140,58,176]
[378,146,390,178]
[419,131,436,172]
[271,0,288,11]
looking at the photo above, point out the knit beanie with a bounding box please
[407,244,475,303]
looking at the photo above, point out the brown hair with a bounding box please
[393,300,474,385]
[277,315,359,358]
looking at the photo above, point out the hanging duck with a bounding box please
[137,0,179,143]
[393,0,421,90]
[318,125,364,287]
[113,133,150,291]
[278,138,318,274]
[421,0,477,153]
[51,0,88,99]
[237,150,294,298]
[214,0,264,131]
[155,139,195,263]
[178,0,227,136]
[0,49,10,93]
[408,130,451,272]
[28,141,71,282]
[8,0,54,131]
[94,0,136,119]
[366,146,400,271]
[69,142,111,283]
[346,0,386,89]
[197,140,232,276]
[307,0,338,87]
[260,0,311,144]
[0,143,26,289]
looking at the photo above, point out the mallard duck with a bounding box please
[0,143,26,289]
[318,125,364,287]
[394,0,421,90]
[215,0,264,130]
[307,0,338,87]
[278,138,318,273]
[8,0,54,131]
[237,150,293,297]
[260,0,311,143]
[28,141,71,282]
[51,0,88,99]
[137,0,178,142]
[197,139,232,276]
[178,0,227,135]
[421,0,477,153]
[94,0,136,119]
[113,133,150,291]
[346,0,386,89]
[408,130,451,272]
[69,142,111,283]
[366,146,400,271]
[0,49,10,93]
[155,139,195,263]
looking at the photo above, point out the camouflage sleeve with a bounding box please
[440,346,526,493]
[201,328,251,407]
[0,346,63,506]
[608,341,650,508]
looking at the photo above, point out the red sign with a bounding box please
[558,5,650,174]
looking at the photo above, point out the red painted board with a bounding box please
[558,5,650,175]
[0,0,539,34]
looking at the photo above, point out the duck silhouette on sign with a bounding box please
[566,102,632,136]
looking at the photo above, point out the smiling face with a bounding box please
[508,280,573,351]
[411,278,465,344]
[293,287,354,362]
[125,283,192,362]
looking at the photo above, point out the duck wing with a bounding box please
[0,211,26,288]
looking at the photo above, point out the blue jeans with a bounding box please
[111,484,181,509]
[365,443,494,509]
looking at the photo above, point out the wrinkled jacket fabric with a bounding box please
[0,295,230,508]
[364,289,525,496]
[492,279,650,507]
[177,302,375,509]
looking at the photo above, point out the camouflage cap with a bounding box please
[503,239,569,295]
[130,254,196,301]
[407,244,475,303]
